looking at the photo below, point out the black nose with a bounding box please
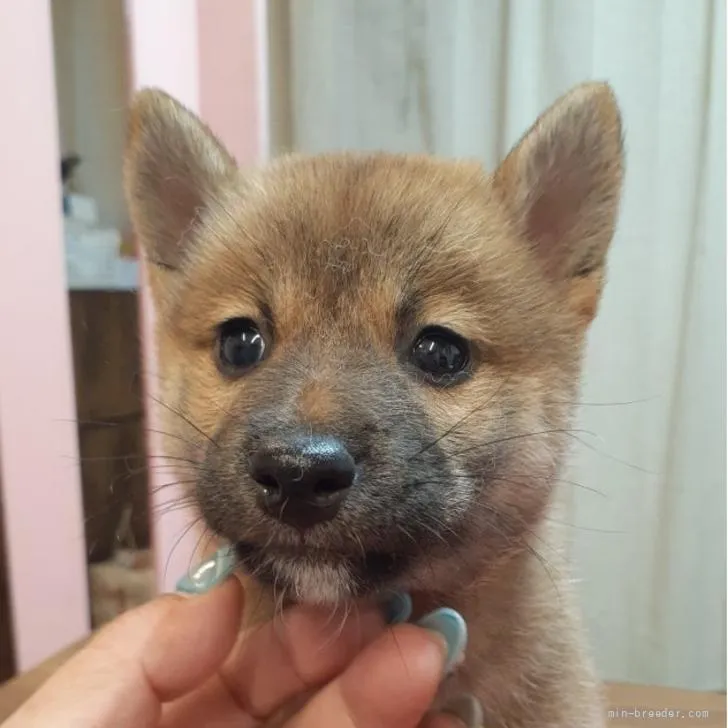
[249,435,356,530]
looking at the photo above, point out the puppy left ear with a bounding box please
[493,82,624,320]
[124,88,237,273]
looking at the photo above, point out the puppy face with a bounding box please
[125,84,623,604]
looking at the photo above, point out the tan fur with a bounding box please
[124,83,624,727]
[296,380,338,424]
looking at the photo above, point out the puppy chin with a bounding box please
[277,559,354,605]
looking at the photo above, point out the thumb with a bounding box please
[5,577,242,728]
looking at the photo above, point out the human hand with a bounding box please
[4,549,482,727]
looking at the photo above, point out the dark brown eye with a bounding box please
[411,326,470,382]
[218,318,265,374]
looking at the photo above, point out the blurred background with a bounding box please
[0,0,724,697]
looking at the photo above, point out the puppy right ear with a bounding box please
[492,82,624,322]
[124,89,237,274]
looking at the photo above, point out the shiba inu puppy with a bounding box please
[125,82,624,727]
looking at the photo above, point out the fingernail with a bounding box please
[442,694,484,728]
[416,607,467,674]
[380,591,412,624]
[176,546,237,594]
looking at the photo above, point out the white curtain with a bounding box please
[271,0,726,690]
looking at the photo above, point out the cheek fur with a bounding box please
[440,462,478,525]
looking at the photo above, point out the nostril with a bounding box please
[255,473,279,491]
[249,454,282,500]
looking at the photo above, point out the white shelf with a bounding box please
[67,260,139,291]
[64,221,139,291]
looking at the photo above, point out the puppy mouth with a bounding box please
[234,540,409,602]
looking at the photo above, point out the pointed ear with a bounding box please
[493,82,624,320]
[124,89,237,273]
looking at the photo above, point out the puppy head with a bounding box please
[125,84,623,604]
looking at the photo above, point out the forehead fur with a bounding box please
[168,152,575,364]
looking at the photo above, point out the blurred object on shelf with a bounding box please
[119,231,137,260]
[60,154,81,215]
[88,549,155,628]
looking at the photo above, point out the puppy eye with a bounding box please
[217,318,266,374]
[411,326,470,382]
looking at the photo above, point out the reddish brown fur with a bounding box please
[124,83,624,727]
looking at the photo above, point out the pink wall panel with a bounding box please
[0,1,89,670]
[125,0,202,594]
[125,0,269,592]
[198,0,270,165]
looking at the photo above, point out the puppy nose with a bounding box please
[249,435,356,530]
